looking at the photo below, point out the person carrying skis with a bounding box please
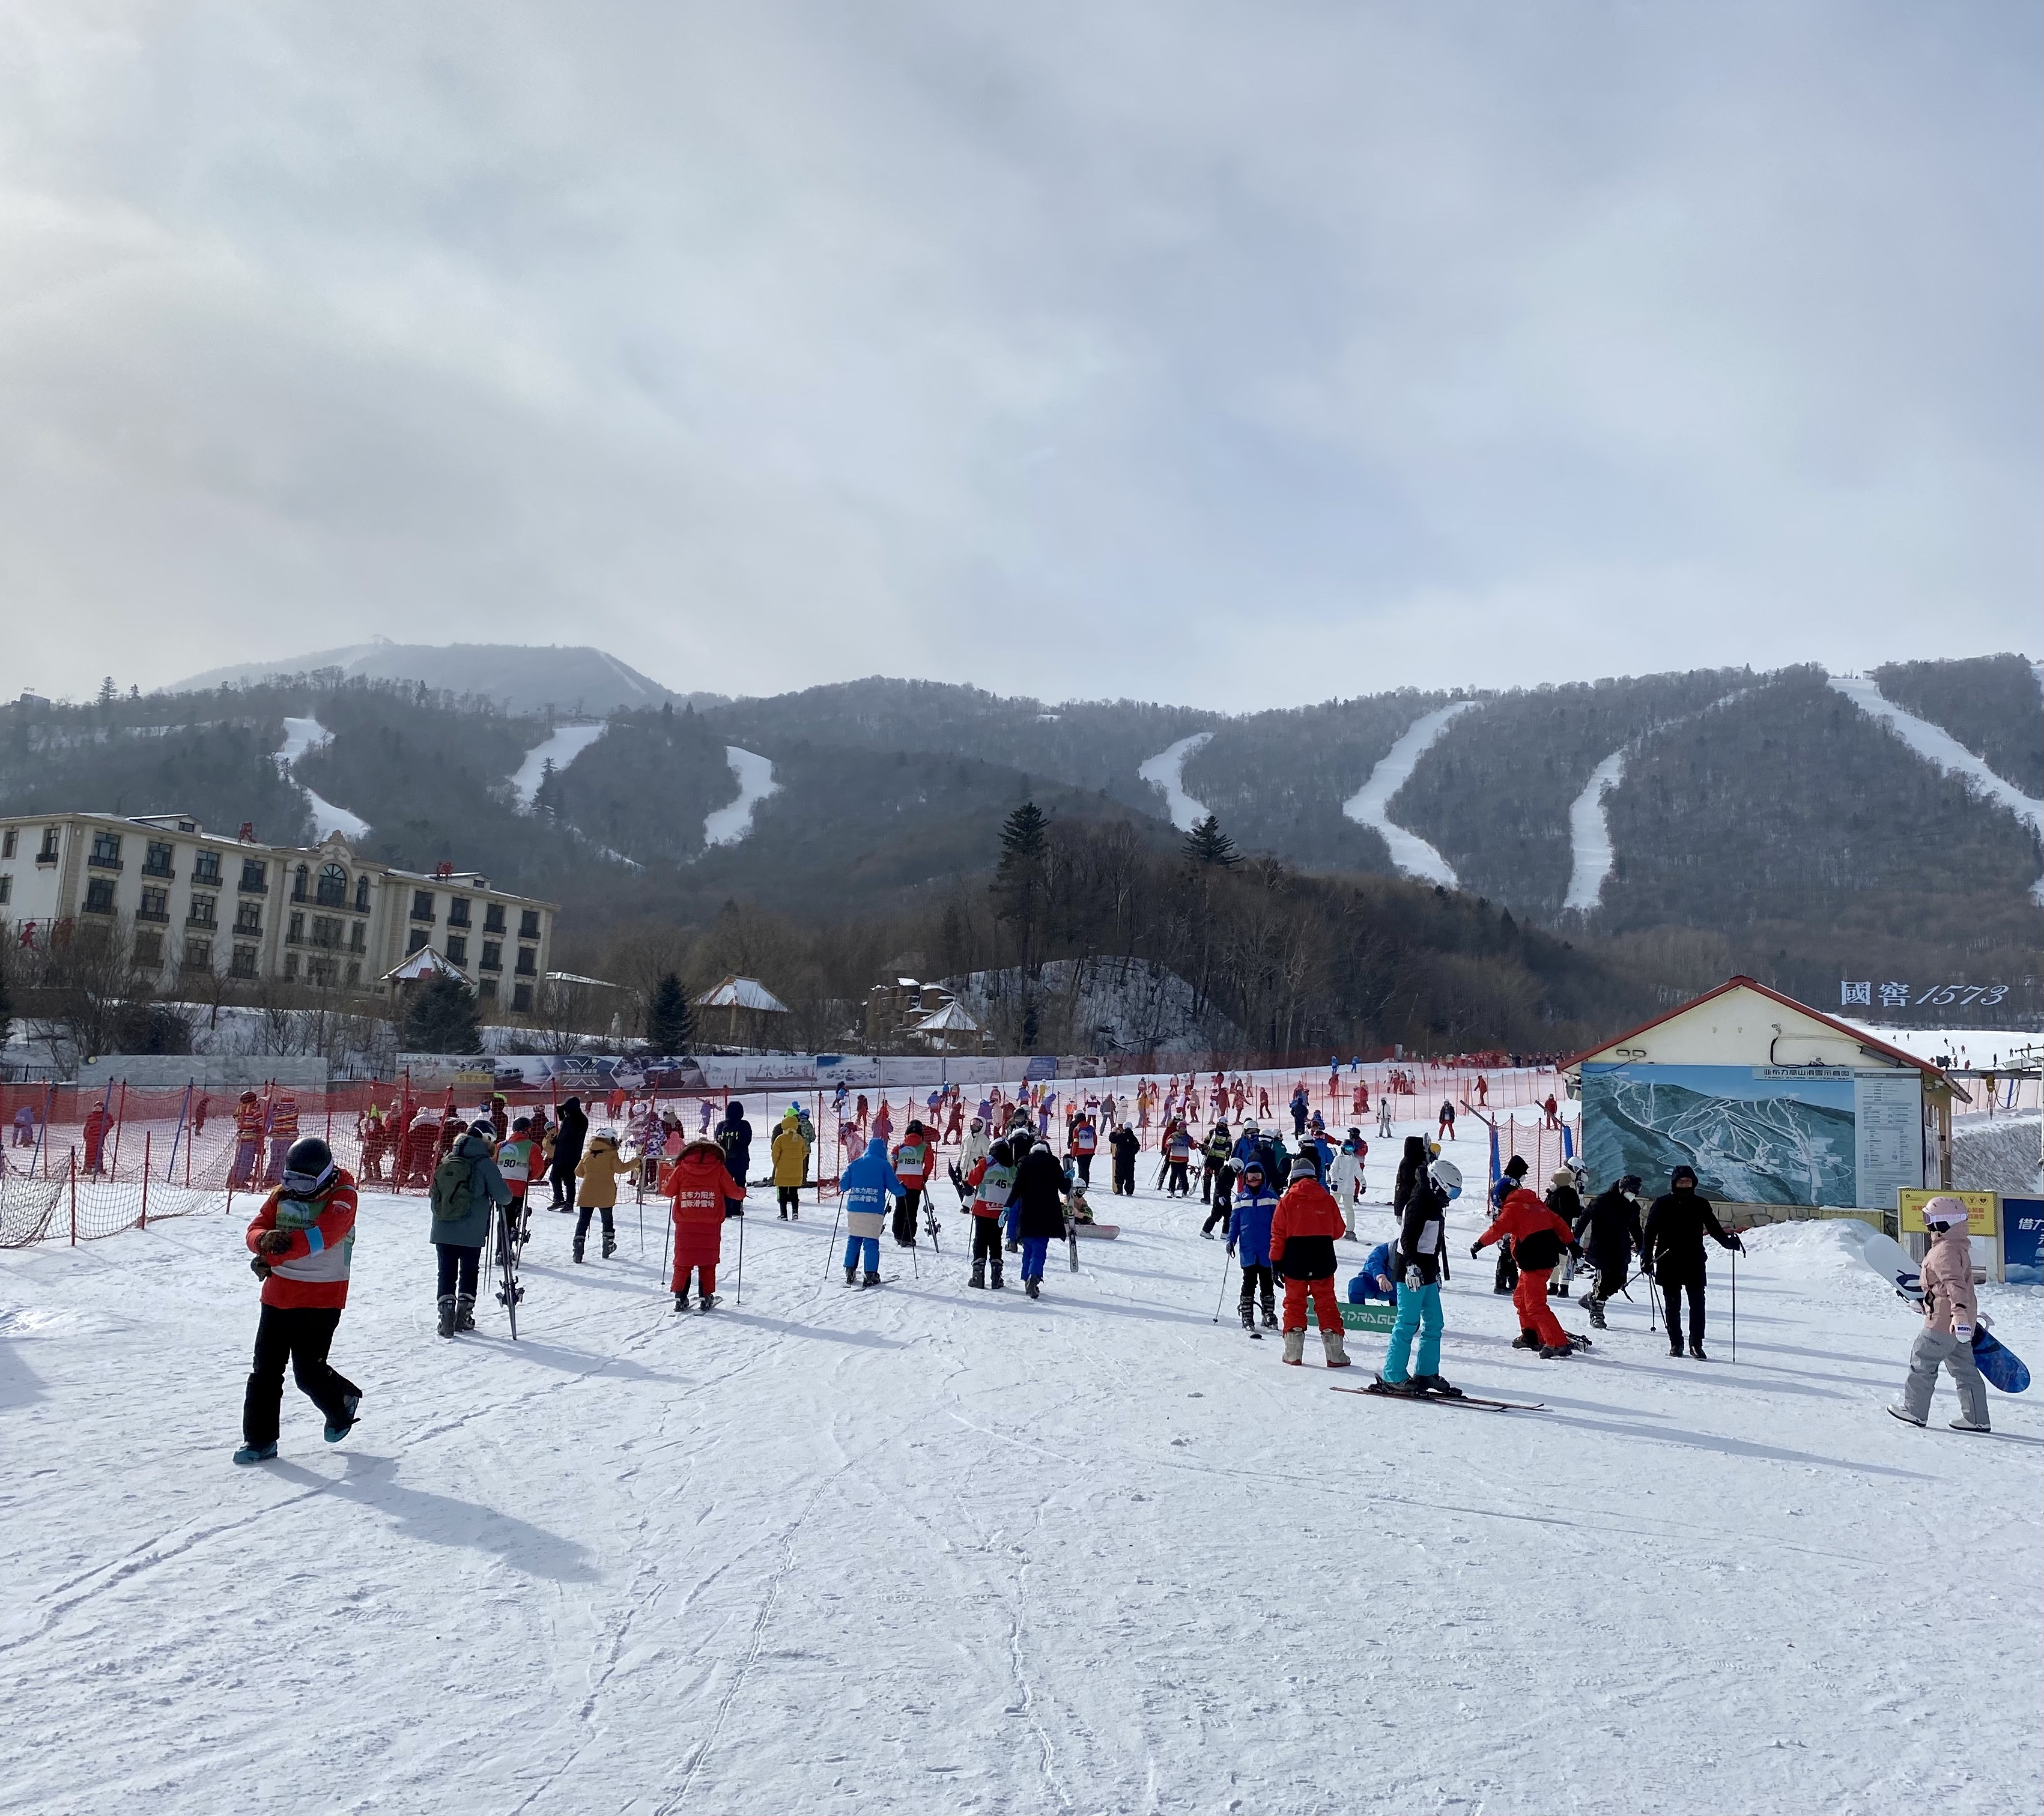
[891,1119,935,1245]
[1227,1158,1281,1332]
[1889,1196,1991,1432]
[1572,1173,1644,1329]
[1010,1138,1070,1300]
[771,1109,810,1219]
[497,1118,539,1252]
[966,1138,1016,1289]
[1640,1164,1742,1360]
[429,1120,511,1335]
[1108,1121,1141,1197]
[1271,1155,1351,1368]
[572,1128,625,1261]
[234,1136,360,1463]
[1472,1185,1585,1359]
[1373,1150,1461,1397]
[839,1135,905,1286]
[667,1136,745,1312]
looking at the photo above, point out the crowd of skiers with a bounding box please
[226,1078,1996,1459]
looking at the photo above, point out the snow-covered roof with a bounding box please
[545,970,622,989]
[694,975,790,1014]
[381,946,469,985]
[912,1001,981,1033]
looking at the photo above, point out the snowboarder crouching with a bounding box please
[1889,1197,1991,1433]
[1270,1155,1351,1368]
[668,1137,745,1312]
[235,1137,360,1464]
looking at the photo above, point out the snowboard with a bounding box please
[1845,1225,1924,1304]
[1974,1325,2031,1394]
[1332,1384,1545,1412]
[1071,1223,1120,1239]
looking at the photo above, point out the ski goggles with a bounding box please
[281,1161,337,1199]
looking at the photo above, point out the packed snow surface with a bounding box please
[702,746,778,847]
[2,1124,2037,1816]
[1830,674,2044,903]
[1562,745,1628,912]
[509,722,610,809]
[1342,700,1481,885]
[273,718,371,841]
[1136,732,1216,832]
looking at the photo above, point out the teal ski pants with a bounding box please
[1382,1281,1443,1384]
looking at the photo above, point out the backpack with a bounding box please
[431,1151,478,1221]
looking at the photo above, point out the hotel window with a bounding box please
[446,934,468,966]
[183,937,213,971]
[411,891,435,921]
[138,886,169,922]
[447,896,472,928]
[231,944,259,979]
[83,878,116,914]
[192,850,222,886]
[132,930,165,966]
[512,983,534,1012]
[484,903,506,934]
[143,841,175,879]
[519,909,541,940]
[240,859,267,893]
[89,831,123,867]
[406,928,430,955]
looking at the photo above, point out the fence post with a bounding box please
[141,1132,150,1229]
[69,1146,77,1244]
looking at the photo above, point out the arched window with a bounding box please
[317,862,348,907]
[354,875,370,912]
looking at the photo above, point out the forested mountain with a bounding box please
[4,649,2038,1034]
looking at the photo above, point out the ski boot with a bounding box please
[324,1391,361,1444]
[1367,1374,1427,1397]
[1668,1339,1684,1357]
[1511,1330,1540,1350]
[1587,1299,1607,1330]
[1568,1332,1594,1351]
[572,1241,585,1265]
[1320,1328,1352,1369]
[601,1233,616,1260]
[1025,1279,1040,1299]
[863,1270,882,1289]
[697,1294,719,1313]
[1282,1329,1306,1366]
[1688,1340,1708,1361]
[456,1294,476,1332]
[990,1265,1004,1290]
[969,1261,986,1289]
[1239,1303,1256,1331]
[845,1264,858,1286]
[437,1294,458,1339]
[1538,1343,1572,1360]
[497,1283,524,1308]
[1261,1304,1278,1330]
[1413,1374,1465,1399]
[674,1291,690,1313]
[232,1442,279,1465]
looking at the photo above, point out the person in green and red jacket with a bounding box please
[235,1137,360,1464]
[891,1120,935,1247]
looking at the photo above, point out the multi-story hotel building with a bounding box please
[0,812,556,1017]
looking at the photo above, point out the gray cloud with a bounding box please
[2,1,2037,707]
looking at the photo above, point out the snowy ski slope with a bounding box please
[274,717,371,841]
[1,1122,2037,1815]
[1137,731,1216,832]
[1342,700,1481,886]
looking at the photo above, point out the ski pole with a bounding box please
[735,1211,744,1307]
[1730,1243,1737,1364]
[661,1209,672,1287]
[1211,1248,1234,1322]
[823,1202,843,1279]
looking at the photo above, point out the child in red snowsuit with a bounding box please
[1270,1157,1352,1369]
[668,1138,745,1311]
[1473,1187,1584,1358]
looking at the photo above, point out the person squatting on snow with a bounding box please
[967,1140,1016,1289]
[1572,1174,1644,1330]
[572,1129,625,1262]
[1010,1138,1071,1300]
[235,1137,360,1463]
[771,1109,810,1219]
[1473,1186,1585,1360]
[429,1122,512,1336]
[1889,1197,1991,1433]
[1270,1155,1351,1369]
[1351,1239,1399,1306]
[669,1137,746,1311]
[1374,1153,1463,1398]
[1228,1160,1280,1331]
[839,1136,905,1287]
[892,1121,935,1245]
[1640,1165,1742,1360]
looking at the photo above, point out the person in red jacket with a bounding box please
[1473,1186,1585,1358]
[1270,1155,1352,1368]
[264,1091,300,1184]
[235,1136,360,1463]
[668,1137,745,1312]
[230,1091,265,1187]
[82,1101,112,1177]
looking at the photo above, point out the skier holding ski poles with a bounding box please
[1640,1164,1742,1360]
[839,1136,906,1288]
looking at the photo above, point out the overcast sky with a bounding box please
[3,2,2037,710]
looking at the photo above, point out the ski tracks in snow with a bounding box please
[1342,700,1481,885]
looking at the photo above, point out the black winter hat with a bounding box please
[1670,1164,1698,1187]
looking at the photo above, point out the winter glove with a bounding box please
[1225,1243,1236,1258]
[249,1256,272,1280]
[1954,1323,1975,1345]
[258,1227,293,1255]
[1469,1240,1484,1258]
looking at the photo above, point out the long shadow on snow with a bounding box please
[870,1282,1216,1330]
[269,1454,599,1581]
[1524,1412,1935,1480]
[712,1310,906,1349]
[486,1336,684,1385]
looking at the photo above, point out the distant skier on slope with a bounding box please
[1888,1196,1991,1433]
[1327,1128,1368,1236]
[1640,1165,1742,1361]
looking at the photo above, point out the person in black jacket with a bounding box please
[1641,1164,1742,1359]
[1489,1156,1529,1293]
[1392,1136,1431,1216]
[1572,1175,1645,1329]
[715,1101,753,1219]
[1543,1170,1583,1298]
[548,1095,588,1210]
[1009,1139,1070,1300]
[1108,1122,1141,1196]
[1375,1153,1461,1397]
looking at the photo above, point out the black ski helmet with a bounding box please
[280,1136,336,1199]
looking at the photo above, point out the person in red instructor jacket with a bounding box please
[668,1137,746,1312]
[1270,1155,1353,1369]
[1473,1187,1586,1360]
[234,1136,360,1464]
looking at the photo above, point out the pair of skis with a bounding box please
[1331,1383,1546,1412]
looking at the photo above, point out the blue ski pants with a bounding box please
[1020,1236,1051,1282]
[1382,1281,1443,1384]
[843,1234,879,1274]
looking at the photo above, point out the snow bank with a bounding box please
[702,746,778,847]
[508,721,609,808]
[1341,700,1479,885]
[274,717,371,841]
[1953,1113,2043,1196]
[1136,731,1215,832]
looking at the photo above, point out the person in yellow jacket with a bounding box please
[572,1130,625,1263]
[771,1110,811,1219]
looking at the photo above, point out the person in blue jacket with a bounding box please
[1349,1239,1400,1306]
[1289,1084,1311,1136]
[1227,1158,1281,1330]
[837,1136,905,1287]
